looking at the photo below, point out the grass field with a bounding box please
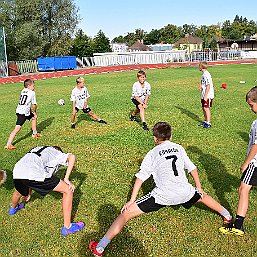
[1,63,257,257]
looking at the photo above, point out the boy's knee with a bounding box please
[238,184,251,196]
[65,186,74,194]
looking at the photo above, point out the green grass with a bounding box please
[1,64,257,256]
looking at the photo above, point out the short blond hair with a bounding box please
[76,76,85,84]
[199,61,208,70]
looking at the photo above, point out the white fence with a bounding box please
[16,60,37,74]
[0,50,251,77]
[80,50,243,67]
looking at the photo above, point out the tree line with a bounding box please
[0,0,257,61]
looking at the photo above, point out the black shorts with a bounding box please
[16,112,34,126]
[136,191,201,213]
[13,176,60,197]
[131,98,141,109]
[75,107,92,113]
[241,162,257,186]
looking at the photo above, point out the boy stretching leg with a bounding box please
[89,122,231,256]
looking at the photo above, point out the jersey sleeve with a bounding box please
[31,91,37,105]
[180,147,196,173]
[49,152,69,168]
[146,82,151,96]
[70,90,76,102]
[135,151,153,182]
[132,83,139,97]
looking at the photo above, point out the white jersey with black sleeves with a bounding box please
[70,86,90,109]
[200,70,214,99]
[135,141,196,205]
[131,81,151,103]
[16,88,37,116]
[13,146,69,181]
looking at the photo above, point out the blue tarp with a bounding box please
[37,56,76,71]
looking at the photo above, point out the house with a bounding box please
[218,34,257,51]
[173,34,203,52]
[128,40,150,52]
[111,43,128,53]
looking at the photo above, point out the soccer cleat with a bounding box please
[4,144,16,150]
[203,123,211,129]
[223,216,233,224]
[32,133,43,138]
[198,121,206,127]
[89,241,104,256]
[98,119,107,124]
[8,203,25,215]
[61,222,85,236]
[71,124,75,129]
[130,115,139,122]
[219,225,244,236]
[142,122,149,131]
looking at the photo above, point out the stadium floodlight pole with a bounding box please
[3,27,8,76]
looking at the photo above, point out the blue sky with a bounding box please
[74,0,257,40]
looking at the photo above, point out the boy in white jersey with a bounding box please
[5,79,42,150]
[220,86,257,236]
[198,61,214,129]
[8,145,84,236]
[70,77,107,128]
[130,70,151,131]
[89,122,231,256]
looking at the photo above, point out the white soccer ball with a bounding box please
[58,99,65,105]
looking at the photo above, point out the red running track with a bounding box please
[0,59,256,85]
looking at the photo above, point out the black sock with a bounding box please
[234,215,245,229]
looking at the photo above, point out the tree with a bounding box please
[144,29,160,45]
[181,24,197,36]
[159,24,182,44]
[92,30,111,53]
[70,29,94,57]
[112,35,126,43]
[0,0,79,60]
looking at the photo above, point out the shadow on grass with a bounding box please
[79,204,149,257]
[13,117,54,145]
[76,107,107,126]
[51,167,87,221]
[175,106,202,123]
[126,157,154,200]
[238,131,249,144]
[187,145,239,214]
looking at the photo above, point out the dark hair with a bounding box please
[152,122,172,141]
[24,79,34,88]
[246,86,257,102]
[53,145,63,152]
[137,70,146,78]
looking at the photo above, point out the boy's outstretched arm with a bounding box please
[241,144,257,172]
[190,168,204,195]
[63,154,76,191]
[121,178,143,212]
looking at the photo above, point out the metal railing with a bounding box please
[0,50,250,77]
[90,50,243,67]
[16,60,37,74]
